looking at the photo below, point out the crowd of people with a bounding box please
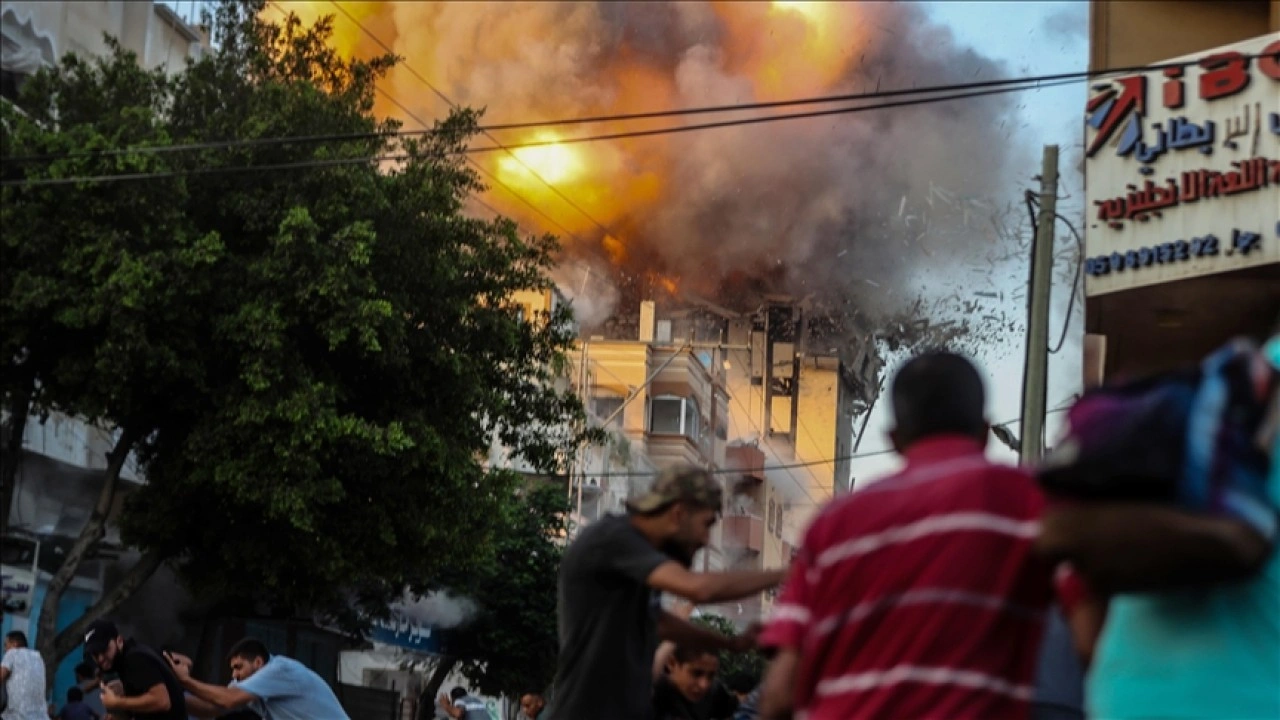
[546,340,1278,720]
[4,339,1276,720]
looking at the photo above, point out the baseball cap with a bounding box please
[83,619,119,657]
[626,465,723,514]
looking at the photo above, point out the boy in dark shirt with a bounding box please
[59,686,103,720]
[653,645,739,720]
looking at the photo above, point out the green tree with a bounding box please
[693,613,766,691]
[1,0,586,683]
[409,483,567,713]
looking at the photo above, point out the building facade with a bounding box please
[569,298,878,625]
[1083,1,1280,381]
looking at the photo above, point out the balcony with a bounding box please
[721,514,764,553]
[645,433,704,468]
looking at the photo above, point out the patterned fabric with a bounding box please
[1040,338,1276,540]
[759,436,1054,720]
[1,647,48,720]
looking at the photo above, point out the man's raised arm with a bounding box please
[647,562,785,604]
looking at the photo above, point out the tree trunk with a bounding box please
[43,549,166,684]
[35,425,139,688]
[417,656,458,720]
[0,382,34,539]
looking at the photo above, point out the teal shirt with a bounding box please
[1088,339,1280,719]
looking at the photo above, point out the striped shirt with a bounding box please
[759,435,1055,720]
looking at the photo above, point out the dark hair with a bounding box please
[226,637,270,664]
[450,686,468,701]
[5,631,27,647]
[67,686,84,703]
[671,644,717,665]
[74,661,98,680]
[891,351,986,448]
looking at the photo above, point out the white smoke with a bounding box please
[397,590,479,630]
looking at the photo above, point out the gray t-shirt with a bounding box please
[548,514,672,720]
[450,694,488,720]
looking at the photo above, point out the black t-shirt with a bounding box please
[113,640,187,720]
[652,675,739,720]
[547,514,672,720]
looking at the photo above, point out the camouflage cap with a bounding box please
[626,465,723,514]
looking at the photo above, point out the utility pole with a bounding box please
[1019,145,1059,465]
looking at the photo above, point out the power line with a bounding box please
[301,1,611,306]
[0,80,1077,189]
[1049,213,1084,355]
[570,404,1076,479]
[324,0,620,242]
[7,75,1078,167]
[9,50,1270,166]
[434,52,1274,133]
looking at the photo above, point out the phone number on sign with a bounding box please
[1084,228,1266,276]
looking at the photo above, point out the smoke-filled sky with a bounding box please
[268,1,1058,325]
[253,1,1087,494]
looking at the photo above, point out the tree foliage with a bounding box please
[693,613,766,690]
[1,0,586,670]
[444,483,568,700]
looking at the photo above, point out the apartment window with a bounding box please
[650,395,700,439]
[591,395,624,427]
[767,498,776,533]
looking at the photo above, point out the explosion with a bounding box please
[273,1,1032,336]
[498,133,584,187]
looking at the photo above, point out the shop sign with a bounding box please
[1084,33,1280,296]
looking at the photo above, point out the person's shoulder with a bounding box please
[651,674,679,707]
[260,654,307,678]
[568,514,632,551]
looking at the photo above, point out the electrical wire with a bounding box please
[6,76,1079,168]
[1049,213,1084,355]
[565,404,1075,476]
[8,48,1270,166]
[324,0,621,242]
[0,81,1079,189]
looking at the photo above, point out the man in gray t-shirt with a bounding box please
[438,686,488,720]
[548,466,786,720]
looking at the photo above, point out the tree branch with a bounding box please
[417,656,458,720]
[50,550,167,665]
[36,424,141,686]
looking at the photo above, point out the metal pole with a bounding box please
[1020,145,1059,465]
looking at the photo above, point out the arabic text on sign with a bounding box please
[1093,157,1279,229]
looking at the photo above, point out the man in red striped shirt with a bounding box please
[758,351,1055,720]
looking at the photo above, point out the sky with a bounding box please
[840,0,1090,490]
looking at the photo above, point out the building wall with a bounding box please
[1090,1,1278,70]
[1084,1,1280,379]
[1,1,204,78]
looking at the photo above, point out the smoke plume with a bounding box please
[282,1,1036,333]
[397,590,478,630]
